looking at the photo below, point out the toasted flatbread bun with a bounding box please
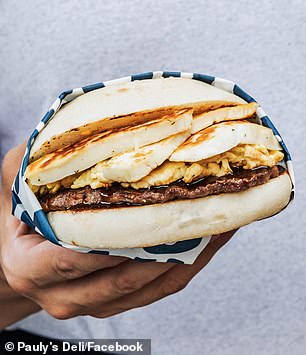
[47,173,292,249]
[30,77,246,161]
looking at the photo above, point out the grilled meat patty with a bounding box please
[40,165,284,212]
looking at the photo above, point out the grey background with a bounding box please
[0,1,305,354]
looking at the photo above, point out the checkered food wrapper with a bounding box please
[12,71,295,264]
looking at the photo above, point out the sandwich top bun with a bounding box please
[30,78,246,161]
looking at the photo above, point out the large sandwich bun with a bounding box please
[25,77,293,249]
[30,78,245,161]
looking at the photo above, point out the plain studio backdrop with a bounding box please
[0,1,305,355]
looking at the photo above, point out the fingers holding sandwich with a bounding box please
[36,258,175,319]
[2,219,128,290]
[86,231,236,319]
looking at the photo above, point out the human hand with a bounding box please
[0,144,236,323]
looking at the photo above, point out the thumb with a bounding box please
[1,142,27,192]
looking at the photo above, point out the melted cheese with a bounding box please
[32,144,284,194]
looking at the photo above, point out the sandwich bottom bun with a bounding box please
[48,173,292,249]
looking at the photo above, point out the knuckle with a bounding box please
[54,258,78,279]
[88,308,110,319]
[6,273,33,295]
[162,276,188,296]
[113,274,140,295]
[2,255,33,295]
[95,314,109,319]
[46,304,78,320]
[29,273,50,289]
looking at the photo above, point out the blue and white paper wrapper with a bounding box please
[12,71,295,264]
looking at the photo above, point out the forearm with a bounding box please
[0,270,40,330]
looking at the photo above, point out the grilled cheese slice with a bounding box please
[170,120,282,162]
[191,102,258,134]
[25,108,193,186]
[94,131,190,183]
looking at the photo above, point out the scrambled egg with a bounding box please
[121,162,187,189]
[182,144,284,183]
[31,144,284,194]
[124,144,284,188]
[29,174,80,196]
[71,164,112,189]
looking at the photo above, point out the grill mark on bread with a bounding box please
[31,102,240,163]
[39,166,284,212]
[30,109,192,171]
